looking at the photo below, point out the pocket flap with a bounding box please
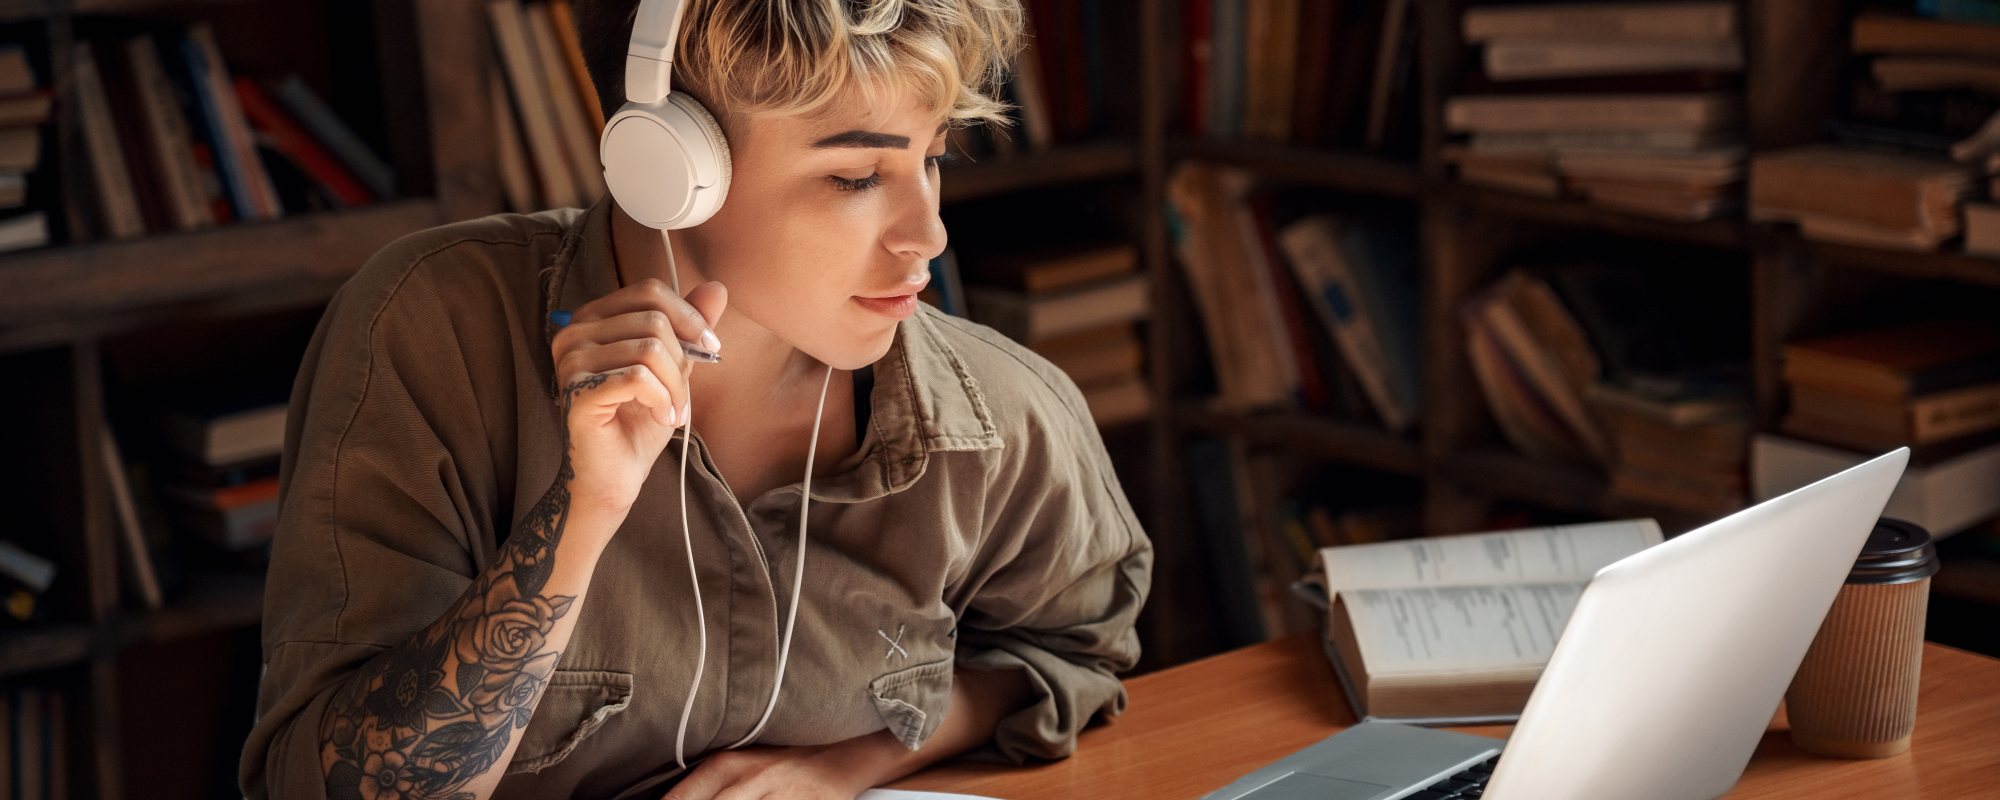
[508,669,633,774]
[868,658,953,751]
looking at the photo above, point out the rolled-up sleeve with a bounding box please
[241,230,543,799]
[951,366,1154,762]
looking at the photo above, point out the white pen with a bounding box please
[548,311,720,363]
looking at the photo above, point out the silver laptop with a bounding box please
[1203,448,1910,800]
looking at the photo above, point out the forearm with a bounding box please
[316,472,625,800]
[819,666,1035,792]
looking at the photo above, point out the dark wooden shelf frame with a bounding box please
[0,571,264,680]
[939,140,1140,204]
[1176,406,1425,478]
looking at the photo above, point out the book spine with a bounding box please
[490,0,579,209]
[546,0,606,135]
[1280,217,1410,430]
[1464,3,1737,41]
[489,69,537,213]
[1910,382,2000,443]
[128,35,215,230]
[72,43,147,240]
[1364,0,1412,148]
[524,2,606,203]
[100,426,164,610]
[1478,282,1612,462]
[273,75,396,200]
[1207,0,1245,140]
[234,78,374,207]
[185,26,282,221]
[1010,5,1055,151]
[1483,39,1744,82]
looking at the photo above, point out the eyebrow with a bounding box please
[810,122,951,150]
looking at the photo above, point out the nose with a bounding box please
[881,164,947,266]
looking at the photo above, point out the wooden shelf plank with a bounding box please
[0,570,264,679]
[1171,139,1425,198]
[940,141,1138,204]
[1443,183,1748,251]
[0,0,66,23]
[1799,236,2000,288]
[1176,407,1425,476]
[0,624,93,677]
[1437,448,1607,514]
[0,199,443,346]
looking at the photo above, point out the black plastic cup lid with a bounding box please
[1849,518,1940,585]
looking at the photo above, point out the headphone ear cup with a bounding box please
[599,93,732,229]
[670,92,731,205]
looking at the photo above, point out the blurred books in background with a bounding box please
[958,242,1153,427]
[64,24,392,246]
[1167,163,1421,428]
[1463,260,1751,515]
[1445,1,1746,220]
[488,0,606,212]
[1179,0,1421,153]
[1759,319,2000,536]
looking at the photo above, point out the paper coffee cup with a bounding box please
[1785,518,1938,759]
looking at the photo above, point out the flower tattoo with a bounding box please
[319,377,600,799]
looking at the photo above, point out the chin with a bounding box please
[808,324,900,371]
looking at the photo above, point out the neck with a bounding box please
[609,203,830,414]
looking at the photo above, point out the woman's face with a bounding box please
[680,88,950,370]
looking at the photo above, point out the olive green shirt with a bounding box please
[241,199,1153,799]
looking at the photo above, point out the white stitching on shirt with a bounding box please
[879,624,909,660]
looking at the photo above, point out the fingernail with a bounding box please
[699,329,721,353]
[678,403,690,427]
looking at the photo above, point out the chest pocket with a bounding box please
[507,669,634,774]
[867,657,954,750]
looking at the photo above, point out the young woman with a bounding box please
[240,1,1152,799]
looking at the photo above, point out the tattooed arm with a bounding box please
[318,280,727,800]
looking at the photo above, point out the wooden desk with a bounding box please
[892,634,2000,799]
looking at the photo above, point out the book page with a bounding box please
[1318,519,1663,595]
[1346,583,1585,675]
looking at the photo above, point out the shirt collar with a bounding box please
[543,198,1002,501]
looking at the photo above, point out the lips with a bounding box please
[854,294,919,320]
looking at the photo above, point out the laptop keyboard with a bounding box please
[1404,755,1501,799]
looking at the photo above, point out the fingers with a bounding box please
[561,365,675,429]
[562,344,684,427]
[570,278,727,354]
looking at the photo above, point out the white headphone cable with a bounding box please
[664,228,834,766]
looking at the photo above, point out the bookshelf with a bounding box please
[1133,0,2000,662]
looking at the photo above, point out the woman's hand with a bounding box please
[552,278,728,527]
[661,735,899,800]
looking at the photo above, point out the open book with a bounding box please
[1299,520,1664,726]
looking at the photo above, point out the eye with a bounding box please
[828,153,958,192]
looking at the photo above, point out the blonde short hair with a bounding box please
[574,0,1022,132]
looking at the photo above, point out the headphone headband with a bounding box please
[626,0,689,104]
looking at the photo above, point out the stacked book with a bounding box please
[140,377,291,557]
[1759,319,2000,535]
[1750,145,1972,250]
[1445,1,1747,220]
[1844,14,2000,255]
[1591,385,1750,515]
[0,44,50,252]
[69,25,391,243]
[1463,265,1754,516]
[1781,320,2000,453]
[961,243,1152,427]
[488,0,607,212]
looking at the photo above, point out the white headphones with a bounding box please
[600,0,732,229]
